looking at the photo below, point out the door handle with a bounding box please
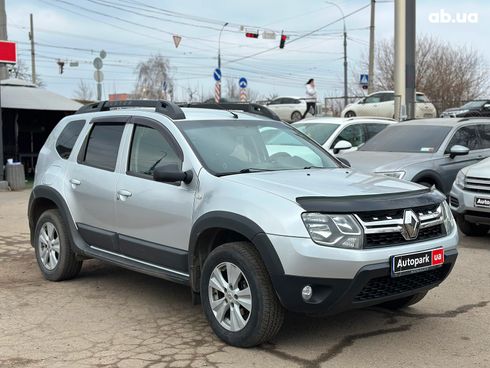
[69,179,81,189]
[117,189,132,201]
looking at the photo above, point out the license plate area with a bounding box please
[475,197,490,208]
[391,248,444,277]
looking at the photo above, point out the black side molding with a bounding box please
[297,188,446,213]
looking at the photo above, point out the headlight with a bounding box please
[302,213,363,249]
[454,109,469,116]
[455,171,465,189]
[441,200,455,235]
[376,171,406,180]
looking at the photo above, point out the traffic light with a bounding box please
[279,33,287,49]
[245,31,259,38]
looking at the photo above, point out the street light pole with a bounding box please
[326,2,348,108]
[217,22,228,101]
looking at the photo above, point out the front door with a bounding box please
[115,117,195,272]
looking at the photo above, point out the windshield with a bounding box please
[178,120,339,175]
[293,123,340,145]
[360,125,452,153]
[461,100,486,109]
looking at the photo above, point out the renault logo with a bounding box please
[401,209,420,240]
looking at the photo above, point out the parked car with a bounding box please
[265,96,308,122]
[341,91,437,119]
[292,117,394,154]
[450,158,490,236]
[440,100,490,118]
[29,100,458,347]
[342,118,490,194]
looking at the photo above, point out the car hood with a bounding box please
[463,157,490,177]
[222,168,422,202]
[342,151,434,173]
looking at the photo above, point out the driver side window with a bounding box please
[365,94,382,104]
[332,124,366,148]
[128,125,182,177]
[446,125,480,152]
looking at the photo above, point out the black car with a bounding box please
[441,100,490,118]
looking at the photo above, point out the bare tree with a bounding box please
[73,79,94,101]
[8,58,45,87]
[224,78,239,101]
[134,54,174,100]
[372,36,488,112]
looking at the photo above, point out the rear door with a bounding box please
[114,116,195,272]
[377,93,395,118]
[64,116,127,252]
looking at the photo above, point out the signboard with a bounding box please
[173,35,182,48]
[213,68,222,81]
[162,80,168,92]
[360,74,369,85]
[239,77,248,88]
[0,41,17,64]
[93,57,103,70]
[94,70,104,83]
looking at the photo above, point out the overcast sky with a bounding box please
[7,0,490,101]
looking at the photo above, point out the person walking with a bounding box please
[304,78,317,117]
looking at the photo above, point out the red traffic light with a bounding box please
[279,34,287,49]
[245,32,259,38]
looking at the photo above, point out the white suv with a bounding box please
[29,100,458,347]
[341,91,437,119]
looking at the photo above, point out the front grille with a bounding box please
[354,266,449,302]
[356,203,445,249]
[365,224,444,248]
[465,210,490,219]
[464,176,490,194]
[449,196,459,208]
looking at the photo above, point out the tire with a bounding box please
[291,111,302,122]
[379,291,428,310]
[34,209,82,281]
[344,111,356,118]
[201,242,284,347]
[456,215,490,236]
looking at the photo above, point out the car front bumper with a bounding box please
[267,227,458,314]
[450,184,490,225]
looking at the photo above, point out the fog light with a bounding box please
[301,285,313,301]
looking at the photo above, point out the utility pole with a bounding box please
[217,22,228,102]
[0,0,7,182]
[343,26,348,108]
[405,0,416,120]
[29,14,36,85]
[368,0,376,94]
[394,0,406,121]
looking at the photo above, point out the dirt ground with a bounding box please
[1,190,489,368]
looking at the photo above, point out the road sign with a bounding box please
[93,57,103,70]
[240,88,247,102]
[360,74,369,85]
[213,68,222,81]
[100,50,107,59]
[173,35,182,48]
[362,85,368,90]
[94,70,104,83]
[238,77,248,88]
[0,41,16,64]
[162,80,168,92]
[214,81,221,103]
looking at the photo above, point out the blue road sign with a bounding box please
[162,80,168,92]
[360,74,369,85]
[213,68,222,81]
[239,77,248,88]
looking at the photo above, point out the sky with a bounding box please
[6,0,490,101]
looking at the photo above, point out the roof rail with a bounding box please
[75,100,186,120]
[181,102,281,121]
[457,117,490,122]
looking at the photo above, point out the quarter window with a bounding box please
[128,125,182,177]
[332,124,366,148]
[56,120,85,159]
[446,125,480,152]
[81,123,125,171]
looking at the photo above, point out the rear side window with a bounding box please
[56,120,85,159]
[81,123,125,171]
[477,124,490,149]
[332,124,366,148]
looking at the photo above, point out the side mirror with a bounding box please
[337,157,351,167]
[153,164,193,184]
[449,145,470,159]
[333,140,353,154]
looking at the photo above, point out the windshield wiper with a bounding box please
[217,168,274,177]
[303,166,324,169]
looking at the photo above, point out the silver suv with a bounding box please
[29,100,458,347]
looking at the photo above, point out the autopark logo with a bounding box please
[429,9,479,24]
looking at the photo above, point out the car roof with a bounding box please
[293,116,395,126]
[273,96,303,100]
[398,117,490,127]
[369,90,425,95]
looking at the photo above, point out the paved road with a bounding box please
[1,190,489,368]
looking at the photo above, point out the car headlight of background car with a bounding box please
[455,170,466,189]
[302,213,363,249]
[375,171,406,180]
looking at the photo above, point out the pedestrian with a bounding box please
[305,78,317,117]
